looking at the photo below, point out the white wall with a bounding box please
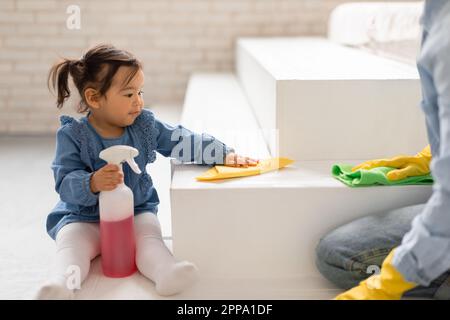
[0,0,412,134]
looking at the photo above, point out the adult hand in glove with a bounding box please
[334,249,417,300]
[352,145,431,181]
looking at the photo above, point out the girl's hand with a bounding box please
[224,152,259,168]
[90,164,124,193]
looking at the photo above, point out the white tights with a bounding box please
[35,213,198,299]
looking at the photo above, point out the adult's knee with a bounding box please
[314,223,371,289]
[315,204,425,288]
[315,231,347,285]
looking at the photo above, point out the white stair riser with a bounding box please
[277,79,427,160]
[171,186,431,279]
[237,45,277,156]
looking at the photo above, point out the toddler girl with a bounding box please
[36,44,257,299]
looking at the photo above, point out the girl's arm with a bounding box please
[154,118,234,165]
[51,128,99,207]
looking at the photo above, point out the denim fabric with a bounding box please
[315,204,450,299]
[47,108,233,240]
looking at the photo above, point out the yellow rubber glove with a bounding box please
[352,145,431,181]
[334,249,417,300]
[196,157,294,181]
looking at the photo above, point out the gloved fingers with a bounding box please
[351,161,376,172]
[351,156,415,172]
[333,278,385,300]
[417,145,432,158]
[386,166,421,181]
[334,250,416,300]
[352,159,396,172]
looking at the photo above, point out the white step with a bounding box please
[170,73,432,289]
[180,73,270,160]
[171,160,431,280]
[236,37,427,160]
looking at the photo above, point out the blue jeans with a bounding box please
[315,203,450,299]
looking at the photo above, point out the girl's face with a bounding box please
[94,66,145,128]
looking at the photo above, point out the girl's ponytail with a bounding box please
[48,59,74,110]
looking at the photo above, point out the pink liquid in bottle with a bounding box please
[100,215,137,278]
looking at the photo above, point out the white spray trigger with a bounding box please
[126,158,141,174]
[99,145,142,175]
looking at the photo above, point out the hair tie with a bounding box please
[68,60,76,68]
[68,59,85,70]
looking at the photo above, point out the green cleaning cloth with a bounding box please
[332,164,434,187]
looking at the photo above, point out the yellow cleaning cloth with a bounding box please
[196,157,294,181]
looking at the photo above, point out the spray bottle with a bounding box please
[98,145,142,278]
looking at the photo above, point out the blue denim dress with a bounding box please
[47,108,233,240]
[393,0,450,286]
